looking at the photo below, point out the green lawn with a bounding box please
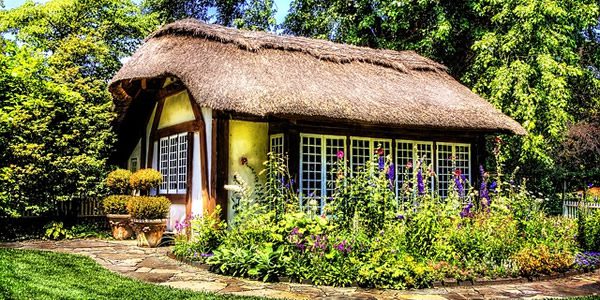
[0,248,262,300]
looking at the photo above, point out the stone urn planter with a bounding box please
[107,214,134,240]
[132,218,168,247]
[126,194,171,248]
[102,195,134,240]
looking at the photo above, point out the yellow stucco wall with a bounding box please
[227,120,269,221]
[158,90,195,129]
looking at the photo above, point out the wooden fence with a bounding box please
[18,198,104,218]
[563,200,600,218]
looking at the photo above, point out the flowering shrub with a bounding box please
[105,169,132,195]
[102,195,132,215]
[175,151,589,288]
[129,169,162,195]
[575,252,600,271]
[126,196,170,220]
[173,206,226,262]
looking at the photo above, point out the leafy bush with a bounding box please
[578,209,600,251]
[129,169,162,195]
[43,221,109,240]
[512,244,574,277]
[127,196,170,220]
[176,152,587,288]
[44,222,73,240]
[102,195,132,215]
[105,169,132,195]
[173,206,226,261]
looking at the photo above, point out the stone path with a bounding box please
[3,239,600,299]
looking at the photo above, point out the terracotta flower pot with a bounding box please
[106,214,133,240]
[132,219,167,247]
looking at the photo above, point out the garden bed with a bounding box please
[167,251,592,288]
[171,154,600,290]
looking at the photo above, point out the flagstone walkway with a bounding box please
[3,239,600,299]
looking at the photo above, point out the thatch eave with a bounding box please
[109,20,527,136]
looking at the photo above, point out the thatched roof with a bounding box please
[109,19,526,135]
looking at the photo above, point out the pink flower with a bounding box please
[337,150,344,159]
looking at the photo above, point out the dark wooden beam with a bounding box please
[186,132,194,217]
[154,120,202,139]
[215,116,230,220]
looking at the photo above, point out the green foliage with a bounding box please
[130,168,162,195]
[256,152,299,222]
[43,221,73,240]
[179,156,585,288]
[0,0,158,217]
[465,0,600,168]
[330,153,397,236]
[283,0,600,202]
[43,221,109,240]
[358,252,433,289]
[142,0,276,31]
[578,208,600,251]
[105,169,133,195]
[126,196,170,220]
[512,244,574,277]
[102,195,132,215]
[284,0,478,75]
[174,206,227,261]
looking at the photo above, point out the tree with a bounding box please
[142,0,276,31]
[0,0,157,217]
[464,0,600,167]
[284,0,482,76]
[284,0,600,208]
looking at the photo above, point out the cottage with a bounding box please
[109,19,525,230]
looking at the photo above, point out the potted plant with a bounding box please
[130,168,162,196]
[103,169,134,240]
[128,168,169,247]
[128,196,171,247]
[103,195,134,240]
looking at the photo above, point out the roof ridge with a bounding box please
[147,19,447,74]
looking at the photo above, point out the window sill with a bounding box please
[159,194,187,204]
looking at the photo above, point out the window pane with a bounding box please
[300,136,322,207]
[324,137,345,201]
[178,134,188,192]
[270,134,284,156]
[436,144,453,198]
[436,143,470,198]
[395,141,414,201]
[169,135,178,193]
[159,138,169,192]
[350,138,370,173]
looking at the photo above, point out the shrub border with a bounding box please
[167,251,593,288]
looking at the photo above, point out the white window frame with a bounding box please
[436,142,471,198]
[349,137,392,174]
[395,140,434,200]
[158,132,188,195]
[269,133,285,156]
[299,133,346,213]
